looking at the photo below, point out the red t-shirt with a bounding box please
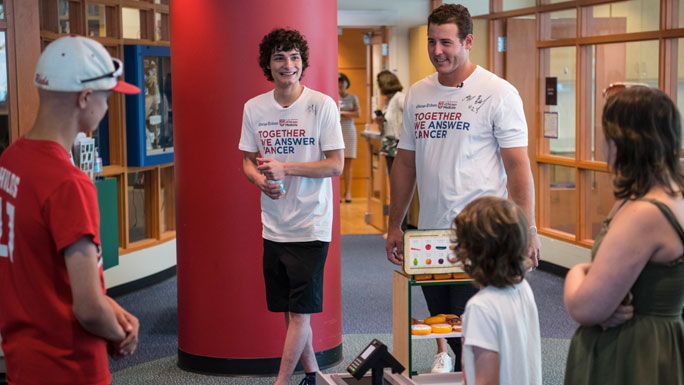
[0,138,110,385]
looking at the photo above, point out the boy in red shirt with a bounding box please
[0,35,140,385]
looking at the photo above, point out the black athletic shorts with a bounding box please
[421,283,479,317]
[262,239,329,314]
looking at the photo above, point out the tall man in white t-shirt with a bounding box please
[384,4,541,374]
[239,28,344,385]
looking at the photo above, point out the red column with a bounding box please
[171,0,342,374]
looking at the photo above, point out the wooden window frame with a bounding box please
[483,0,684,248]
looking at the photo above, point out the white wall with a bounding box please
[104,239,176,289]
[388,26,411,92]
[540,235,591,269]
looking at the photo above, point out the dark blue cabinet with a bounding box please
[124,45,173,167]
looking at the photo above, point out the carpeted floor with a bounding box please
[109,234,578,384]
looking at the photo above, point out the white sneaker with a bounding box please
[431,352,452,373]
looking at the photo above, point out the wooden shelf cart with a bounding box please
[392,270,473,377]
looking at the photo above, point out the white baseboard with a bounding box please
[540,235,591,269]
[104,239,177,289]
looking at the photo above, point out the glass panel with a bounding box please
[128,171,150,243]
[582,0,659,37]
[581,170,615,241]
[547,164,576,236]
[371,149,381,200]
[502,0,534,12]
[93,111,109,166]
[540,9,576,40]
[154,12,162,41]
[0,32,8,156]
[122,7,141,39]
[0,1,5,19]
[542,46,576,159]
[58,0,70,34]
[590,40,658,161]
[160,166,175,233]
[466,2,489,17]
[86,4,106,37]
[115,174,124,248]
[160,13,169,41]
[143,56,173,156]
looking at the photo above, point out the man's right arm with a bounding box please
[385,148,416,265]
[64,236,126,342]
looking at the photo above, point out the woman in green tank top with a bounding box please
[564,86,684,385]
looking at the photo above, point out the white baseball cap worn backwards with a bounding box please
[34,35,140,95]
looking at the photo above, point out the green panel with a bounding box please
[95,178,119,270]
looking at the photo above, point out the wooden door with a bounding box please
[365,30,389,232]
[505,18,536,163]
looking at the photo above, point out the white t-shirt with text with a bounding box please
[239,87,344,242]
[399,66,528,229]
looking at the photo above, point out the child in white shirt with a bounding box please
[454,196,542,385]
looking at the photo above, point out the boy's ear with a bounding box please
[77,89,93,109]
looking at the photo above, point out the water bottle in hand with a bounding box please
[268,179,285,194]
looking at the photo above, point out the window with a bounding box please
[502,0,535,12]
[582,0,660,36]
[589,40,658,161]
[540,9,576,40]
[489,0,682,246]
[541,46,576,159]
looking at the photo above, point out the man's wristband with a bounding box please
[529,225,538,236]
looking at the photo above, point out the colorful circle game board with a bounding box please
[402,229,464,275]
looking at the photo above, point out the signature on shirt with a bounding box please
[462,94,491,114]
